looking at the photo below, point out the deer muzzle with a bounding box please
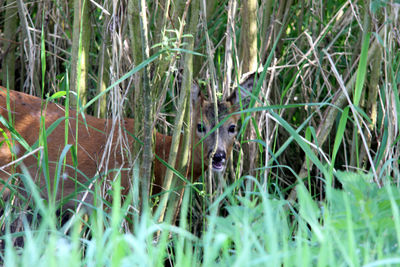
[209,150,226,172]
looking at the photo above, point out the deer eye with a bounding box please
[197,123,206,133]
[228,124,236,134]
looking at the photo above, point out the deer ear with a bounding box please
[227,72,256,105]
[191,82,204,108]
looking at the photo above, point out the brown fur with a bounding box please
[0,88,170,208]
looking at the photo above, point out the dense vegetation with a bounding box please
[0,0,399,266]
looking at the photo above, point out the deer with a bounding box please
[0,75,254,211]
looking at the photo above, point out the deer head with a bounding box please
[190,75,255,175]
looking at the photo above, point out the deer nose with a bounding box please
[209,151,226,171]
[212,151,226,163]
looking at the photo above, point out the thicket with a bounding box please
[0,0,399,266]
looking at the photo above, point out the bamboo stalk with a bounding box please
[138,0,153,209]
[128,0,145,208]
[95,3,111,118]
[70,0,91,107]
[240,0,258,178]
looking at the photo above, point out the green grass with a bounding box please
[1,170,400,266]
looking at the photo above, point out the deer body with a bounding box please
[0,77,252,208]
[0,89,172,205]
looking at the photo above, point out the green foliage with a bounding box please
[2,172,400,266]
[330,172,400,238]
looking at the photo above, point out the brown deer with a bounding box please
[0,76,253,209]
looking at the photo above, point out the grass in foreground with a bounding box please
[1,171,400,266]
